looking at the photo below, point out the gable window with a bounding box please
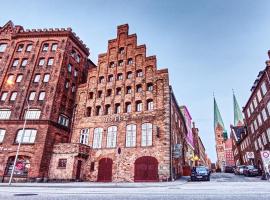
[147,99,154,111]
[262,82,267,95]
[141,123,153,146]
[16,129,37,144]
[80,128,89,145]
[1,92,8,101]
[43,74,50,82]
[0,43,7,52]
[115,103,121,114]
[93,128,103,148]
[107,89,112,97]
[16,74,23,83]
[47,58,54,66]
[127,58,133,65]
[42,43,49,52]
[119,47,124,54]
[127,71,132,79]
[25,109,41,120]
[26,44,32,52]
[126,86,132,94]
[10,92,17,101]
[125,102,131,113]
[126,124,136,147]
[51,43,58,51]
[58,114,69,127]
[136,101,142,112]
[99,76,104,83]
[136,69,143,77]
[95,106,101,116]
[86,107,92,117]
[105,105,111,115]
[0,129,6,143]
[117,73,123,80]
[38,58,45,66]
[21,59,28,67]
[108,75,114,82]
[147,83,153,91]
[68,64,72,73]
[38,91,45,101]
[107,126,117,148]
[34,74,40,83]
[0,109,11,119]
[136,84,142,93]
[28,91,36,101]
[12,59,19,67]
[17,44,24,52]
[118,60,124,67]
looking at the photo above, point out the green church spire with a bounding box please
[214,97,228,140]
[233,92,244,126]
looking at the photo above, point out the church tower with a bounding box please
[214,97,227,171]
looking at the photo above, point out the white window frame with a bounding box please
[16,74,23,83]
[25,109,41,120]
[262,132,267,145]
[43,74,50,82]
[0,129,6,143]
[147,100,154,111]
[267,128,270,143]
[28,92,36,101]
[141,123,153,146]
[1,92,8,101]
[126,124,136,147]
[21,59,28,67]
[93,128,103,148]
[16,129,37,144]
[12,59,19,67]
[51,43,58,51]
[34,74,40,83]
[257,114,262,127]
[58,114,69,127]
[257,90,262,102]
[80,128,89,145]
[136,102,142,112]
[107,126,117,148]
[0,43,7,52]
[262,108,267,121]
[47,58,54,66]
[38,58,45,66]
[0,109,11,119]
[38,91,45,101]
[262,81,267,95]
[26,44,32,52]
[10,92,17,101]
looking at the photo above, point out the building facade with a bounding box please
[48,24,187,182]
[0,21,93,182]
[224,138,235,166]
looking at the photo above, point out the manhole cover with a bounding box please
[14,193,38,196]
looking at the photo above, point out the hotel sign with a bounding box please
[0,146,13,152]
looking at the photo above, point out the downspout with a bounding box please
[169,86,173,181]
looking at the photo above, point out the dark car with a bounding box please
[225,166,234,173]
[190,166,210,181]
[243,165,259,177]
[234,165,245,175]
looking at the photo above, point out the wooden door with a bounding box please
[76,160,82,180]
[97,158,113,182]
[134,156,158,182]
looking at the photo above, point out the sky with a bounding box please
[1,0,270,162]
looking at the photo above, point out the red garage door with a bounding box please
[134,156,158,182]
[97,158,113,182]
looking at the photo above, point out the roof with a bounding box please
[214,97,226,130]
[233,93,244,126]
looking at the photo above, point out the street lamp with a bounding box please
[8,84,30,185]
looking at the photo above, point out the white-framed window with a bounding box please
[72,85,76,93]
[0,129,6,143]
[74,69,78,77]
[254,120,258,130]
[28,91,36,101]
[257,90,262,102]
[10,92,17,101]
[17,44,24,52]
[42,43,49,52]
[115,104,121,114]
[16,129,37,144]
[0,109,11,119]
[257,114,262,126]
[51,43,58,51]
[12,59,19,67]
[65,81,69,89]
[43,74,50,82]
[7,74,14,83]
[76,54,81,63]
[0,43,7,52]
[126,124,136,147]
[38,58,45,66]
[136,101,142,112]
[147,99,154,111]
[21,59,28,67]
[58,114,69,127]
[16,74,23,83]
[68,64,72,72]
[126,102,131,113]
[80,128,89,145]
[247,108,250,118]
[26,44,32,52]
[38,91,45,100]
[107,126,117,148]
[262,108,268,121]
[25,109,41,120]
[262,132,267,145]
[141,123,153,146]
[1,92,8,101]
[250,103,254,113]
[93,128,103,148]
[253,97,258,108]
[34,74,40,83]
[267,128,270,143]
[47,58,54,66]
[258,137,262,149]
[262,81,267,95]
[136,70,143,77]
[250,124,254,134]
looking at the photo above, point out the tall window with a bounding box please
[34,74,40,83]
[127,58,133,65]
[147,99,154,111]
[95,106,101,116]
[126,86,132,94]
[136,84,142,93]
[109,62,115,68]
[0,129,6,143]
[38,58,45,66]
[108,75,114,82]
[10,92,17,101]
[117,73,123,80]
[141,123,153,146]
[12,59,19,67]
[1,92,8,101]
[51,43,58,51]
[0,109,11,119]
[0,43,7,52]
[116,88,121,95]
[16,129,37,143]
[105,105,111,115]
[125,102,131,113]
[107,126,117,148]
[86,107,91,117]
[97,90,102,98]
[16,74,23,83]
[147,83,153,91]
[136,101,142,112]
[136,69,143,77]
[58,115,69,127]
[262,108,267,121]
[115,103,121,114]
[99,76,104,83]
[7,74,14,84]
[17,44,24,52]
[126,124,136,147]
[257,114,262,127]
[38,91,45,101]
[28,91,36,101]
[68,64,72,72]
[74,69,78,77]
[42,43,49,52]
[26,44,32,52]
[127,71,132,79]
[257,90,262,102]
[21,59,28,67]
[106,89,112,97]
[93,128,103,148]
[43,74,50,82]
[25,109,41,120]
[47,58,54,66]
[261,82,267,95]
[118,60,124,67]
[80,128,89,145]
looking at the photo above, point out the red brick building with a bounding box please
[48,24,187,182]
[0,21,94,182]
[224,138,235,166]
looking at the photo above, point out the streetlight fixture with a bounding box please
[8,83,30,185]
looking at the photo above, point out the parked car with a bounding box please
[234,165,245,175]
[243,165,259,177]
[190,166,210,181]
[225,166,234,173]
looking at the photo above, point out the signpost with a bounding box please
[260,150,270,176]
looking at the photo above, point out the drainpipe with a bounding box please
[169,86,173,181]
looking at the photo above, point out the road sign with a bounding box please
[246,152,255,159]
[260,150,270,173]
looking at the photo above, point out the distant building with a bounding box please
[224,138,235,166]
[192,122,207,166]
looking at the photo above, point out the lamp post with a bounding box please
[8,85,30,185]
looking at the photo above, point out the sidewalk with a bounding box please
[0,176,189,188]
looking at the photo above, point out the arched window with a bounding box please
[107,89,112,97]
[147,83,153,91]
[126,124,136,147]
[136,101,142,112]
[0,43,7,53]
[141,123,153,146]
[136,84,142,93]
[95,106,101,116]
[136,69,143,77]
[147,99,154,111]
[125,102,131,113]
[115,103,121,114]
[107,126,117,148]
[126,86,132,94]
[5,156,30,176]
[93,128,103,148]
[105,104,111,115]
[80,128,89,145]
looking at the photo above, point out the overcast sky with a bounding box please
[1,0,270,162]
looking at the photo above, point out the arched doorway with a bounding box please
[134,156,158,182]
[97,158,113,182]
[5,156,31,177]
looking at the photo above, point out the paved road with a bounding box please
[0,173,269,200]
